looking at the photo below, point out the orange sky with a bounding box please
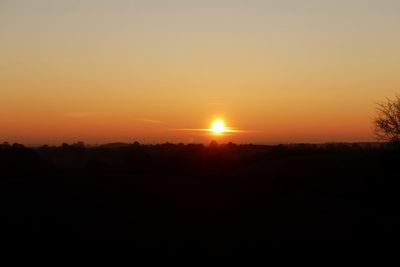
[1,0,400,145]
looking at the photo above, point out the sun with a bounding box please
[210,119,226,134]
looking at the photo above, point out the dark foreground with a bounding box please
[1,142,399,253]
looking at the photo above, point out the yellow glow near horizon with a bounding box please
[211,119,226,134]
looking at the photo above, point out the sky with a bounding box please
[1,0,400,145]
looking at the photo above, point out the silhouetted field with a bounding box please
[1,141,399,254]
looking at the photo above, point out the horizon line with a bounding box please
[1,140,383,148]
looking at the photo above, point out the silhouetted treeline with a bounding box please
[1,141,399,254]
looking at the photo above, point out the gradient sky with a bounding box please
[1,0,400,145]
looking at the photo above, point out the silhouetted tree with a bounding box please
[73,141,85,148]
[132,141,140,147]
[0,142,11,149]
[11,143,25,149]
[61,143,70,148]
[226,142,237,149]
[39,145,50,150]
[374,95,400,143]
[209,140,218,148]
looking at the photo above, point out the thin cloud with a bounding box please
[171,128,265,134]
[172,128,242,134]
[135,118,165,124]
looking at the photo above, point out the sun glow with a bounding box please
[210,119,226,134]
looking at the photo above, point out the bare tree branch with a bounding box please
[374,95,400,142]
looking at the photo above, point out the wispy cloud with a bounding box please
[172,128,241,134]
[135,118,165,124]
